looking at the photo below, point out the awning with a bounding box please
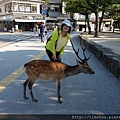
[0,16,14,21]
[0,13,43,21]
[14,19,45,23]
[103,19,113,22]
[77,21,85,25]
[105,22,110,25]
[57,14,71,20]
[46,17,57,21]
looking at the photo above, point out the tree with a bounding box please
[64,0,92,34]
[62,0,119,37]
[41,0,49,4]
[99,1,120,32]
[107,3,120,20]
[62,0,101,36]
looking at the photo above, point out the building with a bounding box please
[46,0,62,31]
[0,0,117,32]
[0,0,45,32]
[0,0,69,32]
[74,12,115,32]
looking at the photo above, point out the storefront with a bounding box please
[14,19,45,32]
[46,17,57,31]
[0,0,44,32]
[0,13,44,32]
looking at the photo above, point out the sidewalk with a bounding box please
[0,31,35,37]
[81,32,120,80]
[81,32,120,56]
[0,31,53,48]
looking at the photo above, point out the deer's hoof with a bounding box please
[58,100,62,104]
[24,96,29,99]
[32,99,38,102]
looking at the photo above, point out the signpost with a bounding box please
[41,3,47,24]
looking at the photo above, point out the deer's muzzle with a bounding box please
[90,70,95,74]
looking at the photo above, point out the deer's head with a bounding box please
[71,40,95,75]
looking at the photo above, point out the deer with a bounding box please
[23,39,95,104]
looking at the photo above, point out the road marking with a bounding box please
[0,51,46,92]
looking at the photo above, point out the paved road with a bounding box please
[0,32,35,48]
[0,31,120,118]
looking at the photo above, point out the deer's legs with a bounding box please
[57,81,62,103]
[28,81,38,102]
[23,78,29,99]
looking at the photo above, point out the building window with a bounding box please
[31,4,37,13]
[13,2,37,13]
[4,2,12,13]
[19,3,25,12]
[54,5,60,12]
[50,5,60,12]
[26,4,31,13]
[13,2,18,12]
[4,2,38,13]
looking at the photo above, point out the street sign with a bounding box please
[42,3,46,9]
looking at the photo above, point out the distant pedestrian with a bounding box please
[43,25,48,41]
[44,25,48,36]
[33,26,37,37]
[38,22,45,43]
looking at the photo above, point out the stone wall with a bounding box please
[80,36,120,80]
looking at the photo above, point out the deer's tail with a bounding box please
[23,63,29,72]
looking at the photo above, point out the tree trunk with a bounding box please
[85,18,86,32]
[85,12,91,34]
[70,12,74,19]
[99,11,104,32]
[94,10,99,37]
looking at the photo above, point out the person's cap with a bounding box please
[62,19,71,27]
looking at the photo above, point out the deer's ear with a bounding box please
[76,59,83,65]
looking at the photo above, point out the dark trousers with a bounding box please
[46,49,61,62]
[39,33,44,41]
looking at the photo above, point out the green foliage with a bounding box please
[62,0,120,36]
[107,3,120,19]
[41,0,49,4]
[62,0,120,17]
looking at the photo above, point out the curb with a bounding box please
[80,35,120,80]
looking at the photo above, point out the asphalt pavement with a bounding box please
[0,31,35,48]
[0,31,119,55]
[81,31,120,80]
[0,31,120,119]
